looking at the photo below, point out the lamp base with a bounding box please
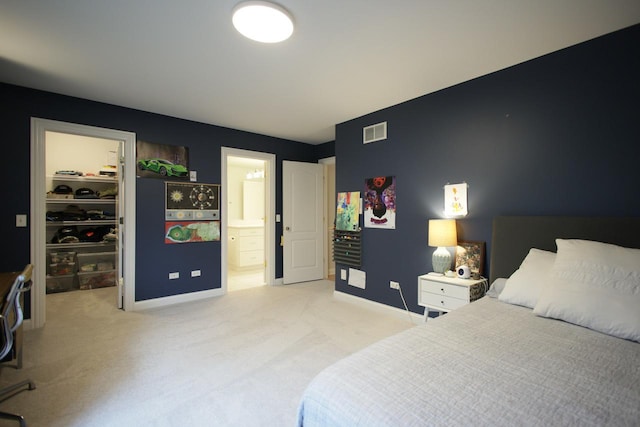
[432,246,452,274]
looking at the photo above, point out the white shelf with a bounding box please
[46,198,116,205]
[46,220,116,226]
[47,242,117,250]
[49,174,116,183]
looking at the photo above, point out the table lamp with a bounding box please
[428,219,457,274]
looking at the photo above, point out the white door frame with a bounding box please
[30,118,137,329]
[319,157,335,279]
[221,147,276,291]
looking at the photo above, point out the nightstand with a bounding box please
[417,273,487,321]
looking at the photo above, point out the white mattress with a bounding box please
[297,296,640,426]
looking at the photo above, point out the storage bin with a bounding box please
[49,251,76,264]
[49,262,76,276]
[46,274,78,293]
[77,251,116,272]
[78,271,116,290]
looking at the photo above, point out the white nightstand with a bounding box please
[418,273,487,321]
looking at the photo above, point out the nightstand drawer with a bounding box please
[421,292,468,311]
[421,280,469,300]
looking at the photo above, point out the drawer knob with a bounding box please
[440,288,445,293]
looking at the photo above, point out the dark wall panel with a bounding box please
[335,24,640,313]
[0,83,324,303]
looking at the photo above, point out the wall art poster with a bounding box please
[336,191,360,231]
[165,221,220,244]
[455,241,485,276]
[165,182,220,220]
[444,183,468,217]
[136,140,189,179]
[364,176,396,229]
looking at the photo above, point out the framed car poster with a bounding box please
[136,140,189,179]
[165,182,220,220]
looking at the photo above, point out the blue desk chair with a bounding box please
[0,265,36,427]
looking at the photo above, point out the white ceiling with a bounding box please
[1,1,639,145]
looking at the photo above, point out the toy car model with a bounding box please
[137,158,188,177]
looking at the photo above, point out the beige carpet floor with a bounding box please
[0,280,413,427]
[227,268,265,292]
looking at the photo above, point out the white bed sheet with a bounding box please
[297,296,640,426]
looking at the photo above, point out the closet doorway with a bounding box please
[221,148,275,292]
[31,118,136,329]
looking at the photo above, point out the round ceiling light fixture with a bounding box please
[232,1,294,43]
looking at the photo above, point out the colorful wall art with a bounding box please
[165,221,220,244]
[165,182,220,220]
[336,191,360,231]
[136,140,189,179]
[444,183,468,217]
[364,176,396,229]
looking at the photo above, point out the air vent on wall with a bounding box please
[363,121,387,144]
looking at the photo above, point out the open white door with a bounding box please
[282,160,324,284]
[117,141,125,308]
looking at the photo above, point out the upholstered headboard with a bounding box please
[489,216,640,284]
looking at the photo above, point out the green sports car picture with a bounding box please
[137,158,188,177]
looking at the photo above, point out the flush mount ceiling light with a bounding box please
[232,1,294,43]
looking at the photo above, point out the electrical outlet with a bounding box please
[16,214,27,227]
[191,270,201,277]
[390,281,400,290]
[169,272,179,280]
[340,269,347,280]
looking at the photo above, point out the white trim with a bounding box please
[319,157,335,279]
[30,118,137,328]
[333,290,422,324]
[221,147,276,292]
[318,157,336,164]
[132,288,224,311]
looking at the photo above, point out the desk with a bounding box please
[0,271,24,368]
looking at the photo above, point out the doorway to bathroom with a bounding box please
[221,148,275,292]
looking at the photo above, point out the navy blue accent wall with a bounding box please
[335,25,640,313]
[313,140,335,160]
[1,83,323,304]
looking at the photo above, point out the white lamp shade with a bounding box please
[428,219,457,247]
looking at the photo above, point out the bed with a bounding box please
[297,216,640,426]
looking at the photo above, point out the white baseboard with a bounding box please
[333,290,423,324]
[133,288,225,311]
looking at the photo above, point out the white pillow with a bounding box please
[499,248,556,308]
[533,239,640,342]
[486,278,507,298]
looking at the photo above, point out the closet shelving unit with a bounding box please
[46,174,118,293]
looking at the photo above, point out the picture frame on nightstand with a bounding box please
[455,241,485,276]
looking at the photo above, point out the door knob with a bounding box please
[285,226,290,231]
